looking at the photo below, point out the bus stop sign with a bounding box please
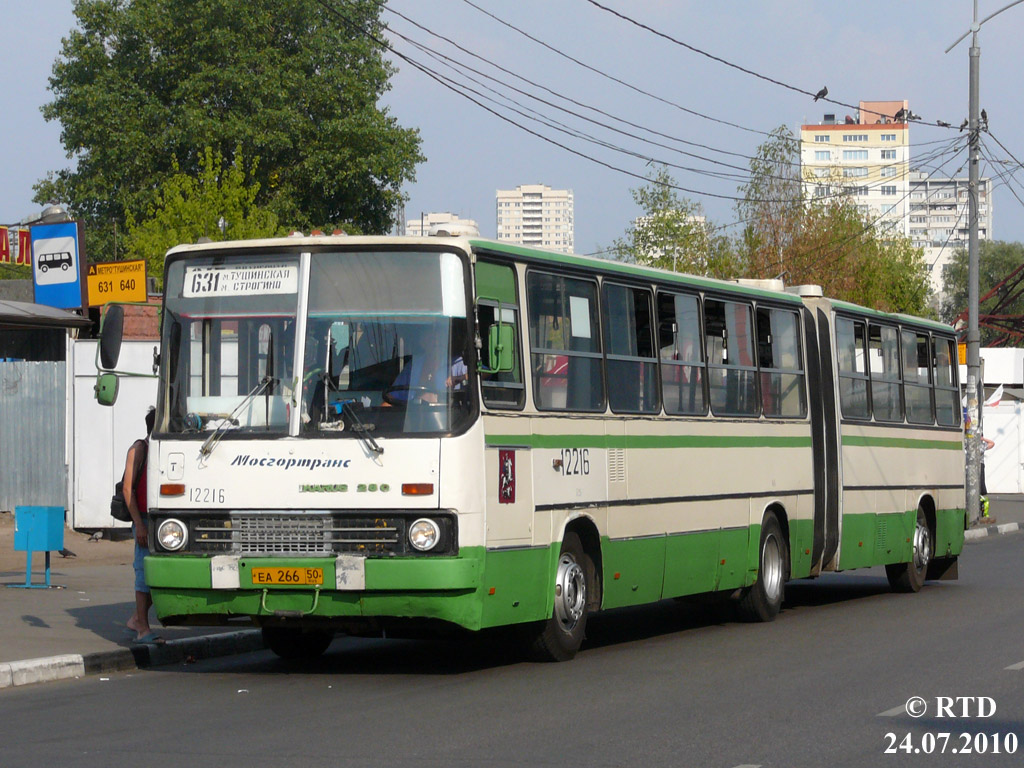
[31,221,87,310]
[87,259,148,305]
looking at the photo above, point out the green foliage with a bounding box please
[941,240,1024,344]
[735,124,804,271]
[124,146,284,284]
[36,0,423,261]
[610,165,739,279]
[735,127,932,316]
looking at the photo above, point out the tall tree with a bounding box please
[611,165,738,279]
[735,124,804,278]
[125,146,284,284]
[36,0,423,261]
[941,240,1024,345]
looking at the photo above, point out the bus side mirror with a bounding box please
[95,372,119,406]
[99,305,125,370]
[485,323,515,373]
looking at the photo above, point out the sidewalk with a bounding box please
[0,513,263,689]
[965,493,1024,540]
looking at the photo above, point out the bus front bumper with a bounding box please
[145,550,487,631]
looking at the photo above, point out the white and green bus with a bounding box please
[96,234,965,661]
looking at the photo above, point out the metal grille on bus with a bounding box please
[192,514,402,555]
[607,448,626,483]
[875,518,889,554]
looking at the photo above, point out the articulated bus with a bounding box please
[96,234,965,661]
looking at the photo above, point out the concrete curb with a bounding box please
[0,629,264,691]
[965,522,1022,541]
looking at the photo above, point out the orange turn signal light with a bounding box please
[402,483,434,496]
[160,483,185,496]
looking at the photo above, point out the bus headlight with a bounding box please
[408,518,440,552]
[157,519,188,551]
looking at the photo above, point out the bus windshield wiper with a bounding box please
[199,376,273,458]
[343,400,384,456]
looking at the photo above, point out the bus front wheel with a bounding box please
[886,508,932,593]
[737,512,787,622]
[525,532,593,662]
[262,626,334,660]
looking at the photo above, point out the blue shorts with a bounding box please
[133,526,149,594]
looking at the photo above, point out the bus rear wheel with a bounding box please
[262,626,334,660]
[886,508,932,593]
[737,512,787,622]
[525,532,593,662]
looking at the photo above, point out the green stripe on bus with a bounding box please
[841,435,962,450]
[470,240,803,303]
[831,299,956,333]
[485,433,812,449]
[483,434,811,450]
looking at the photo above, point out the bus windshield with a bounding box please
[300,250,473,437]
[158,249,473,438]
[160,253,301,435]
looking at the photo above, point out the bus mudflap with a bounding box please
[927,556,958,581]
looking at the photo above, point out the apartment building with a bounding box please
[405,212,479,237]
[909,171,992,295]
[495,184,574,253]
[800,100,911,237]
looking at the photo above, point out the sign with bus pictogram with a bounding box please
[87,259,148,305]
[31,221,87,309]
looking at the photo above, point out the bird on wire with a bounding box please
[813,86,828,101]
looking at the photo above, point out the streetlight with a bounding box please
[945,0,1024,524]
[22,204,72,226]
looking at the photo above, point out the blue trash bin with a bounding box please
[10,506,65,588]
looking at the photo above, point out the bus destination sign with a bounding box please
[87,259,148,305]
[183,263,299,298]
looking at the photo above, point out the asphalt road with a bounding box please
[2,534,1022,768]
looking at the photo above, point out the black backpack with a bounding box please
[110,441,148,523]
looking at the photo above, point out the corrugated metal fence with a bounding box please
[0,361,67,510]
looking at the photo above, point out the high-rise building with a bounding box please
[909,171,992,295]
[495,184,574,253]
[800,100,911,237]
[405,212,479,237]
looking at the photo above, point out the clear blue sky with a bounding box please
[3,0,1023,254]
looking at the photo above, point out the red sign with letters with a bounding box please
[16,229,30,266]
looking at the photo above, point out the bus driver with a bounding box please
[384,331,467,405]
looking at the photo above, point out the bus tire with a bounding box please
[262,626,334,660]
[526,532,592,662]
[886,507,932,593]
[737,512,787,622]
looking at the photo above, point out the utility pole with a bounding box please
[964,2,982,526]
[946,0,1024,524]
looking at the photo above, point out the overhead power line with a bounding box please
[378,3,965,205]
[583,0,956,130]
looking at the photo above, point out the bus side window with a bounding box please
[527,271,604,412]
[836,317,869,419]
[933,336,960,427]
[902,329,934,424]
[475,261,525,409]
[658,291,705,415]
[602,283,658,414]
[756,307,806,418]
[705,298,758,416]
[868,324,902,422]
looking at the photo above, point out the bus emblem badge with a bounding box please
[498,450,515,504]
